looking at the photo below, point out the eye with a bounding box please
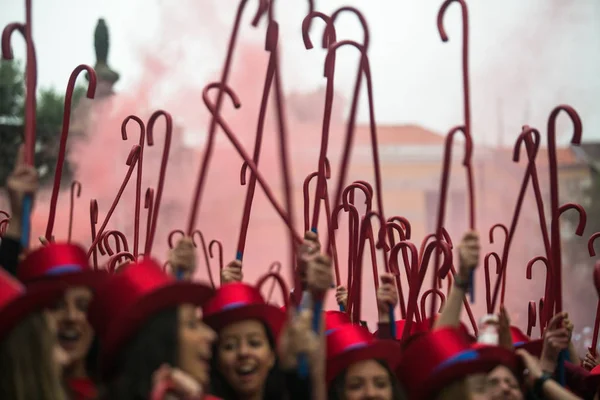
[249,339,264,348]
[346,379,363,391]
[50,299,67,312]
[486,378,500,390]
[186,319,199,329]
[374,378,390,389]
[76,298,89,313]
[220,341,237,352]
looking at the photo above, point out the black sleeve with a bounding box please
[0,237,22,276]
[284,370,312,400]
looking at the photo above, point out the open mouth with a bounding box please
[57,329,81,349]
[235,365,258,378]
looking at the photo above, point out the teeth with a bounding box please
[237,365,256,374]
[59,331,80,340]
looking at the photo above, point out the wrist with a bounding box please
[454,274,470,291]
[539,358,556,375]
[532,372,552,395]
[5,223,22,241]
[378,311,391,323]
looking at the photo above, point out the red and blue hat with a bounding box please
[18,242,107,289]
[510,326,543,357]
[397,327,518,399]
[87,258,213,378]
[324,310,352,335]
[326,323,402,384]
[0,268,65,340]
[203,282,286,340]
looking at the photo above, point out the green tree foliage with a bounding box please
[0,59,85,187]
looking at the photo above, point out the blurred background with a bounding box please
[0,0,599,353]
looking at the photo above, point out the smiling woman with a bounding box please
[16,243,109,399]
[203,282,289,400]
[86,259,216,400]
[0,269,67,400]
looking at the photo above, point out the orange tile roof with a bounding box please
[497,146,582,167]
[353,123,581,167]
[354,124,446,145]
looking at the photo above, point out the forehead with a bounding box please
[346,359,388,378]
[488,366,518,382]
[220,319,266,337]
[65,286,93,300]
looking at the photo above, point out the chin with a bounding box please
[189,369,208,386]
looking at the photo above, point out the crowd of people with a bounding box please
[1,0,598,399]
[0,141,598,399]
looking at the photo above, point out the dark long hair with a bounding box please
[328,359,406,400]
[209,321,285,400]
[85,335,101,382]
[103,307,178,400]
[0,312,67,400]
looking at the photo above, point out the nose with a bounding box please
[65,302,84,321]
[237,340,252,357]
[500,380,512,394]
[363,382,379,399]
[201,322,216,340]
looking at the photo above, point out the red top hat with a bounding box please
[325,310,352,335]
[203,283,286,340]
[326,323,402,384]
[87,259,213,378]
[18,242,107,289]
[0,268,65,340]
[397,327,516,399]
[584,365,600,396]
[510,326,543,357]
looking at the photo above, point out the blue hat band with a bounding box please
[433,349,480,373]
[44,264,85,276]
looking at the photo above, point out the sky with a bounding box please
[1,0,599,145]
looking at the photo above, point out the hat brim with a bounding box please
[327,339,402,383]
[25,270,109,290]
[413,347,521,400]
[204,303,286,340]
[100,281,213,378]
[515,339,543,357]
[0,284,66,340]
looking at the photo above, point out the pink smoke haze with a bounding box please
[12,0,594,336]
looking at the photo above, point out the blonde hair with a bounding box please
[0,311,67,400]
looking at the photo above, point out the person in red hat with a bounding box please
[397,326,522,400]
[326,323,405,400]
[1,150,108,400]
[18,242,108,400]
[0,268,68,400]
[202,281,289,400]
[87,259,216,399]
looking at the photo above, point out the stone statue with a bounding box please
[93,18,119,85]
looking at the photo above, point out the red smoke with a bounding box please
[18,1,593,336]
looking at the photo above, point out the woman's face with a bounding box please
[467,374,491,400]
[43,310,70,373]
[48,286,94,366]
[486,366,523,400]
[216,319,275,397]
[177,304,216,388]
[343,359,393,400]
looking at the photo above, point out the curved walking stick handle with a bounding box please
[46,65,97,241]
